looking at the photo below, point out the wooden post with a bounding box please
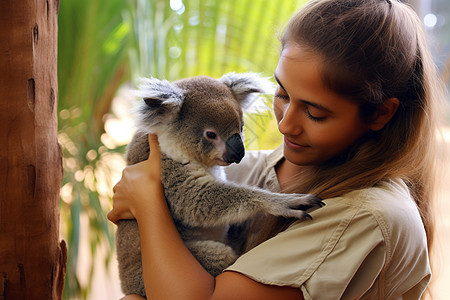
[0,0,66,299]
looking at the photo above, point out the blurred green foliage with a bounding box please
[57,0,307,298]
[58,0,131,297]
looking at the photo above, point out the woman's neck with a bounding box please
[275,158,315,192]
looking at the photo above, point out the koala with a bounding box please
[115,73,323,297]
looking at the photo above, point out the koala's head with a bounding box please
[133,72,272,167]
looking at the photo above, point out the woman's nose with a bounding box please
[278,104,303,136]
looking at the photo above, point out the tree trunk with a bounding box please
[0,0,66,299]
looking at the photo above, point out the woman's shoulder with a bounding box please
[279,178,429,276]
[323,179,430,280]
[336,179,425,238]
[340,179,431,296]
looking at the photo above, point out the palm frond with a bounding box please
[58,0,130,298]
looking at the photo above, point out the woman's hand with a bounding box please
[107,134,163,224]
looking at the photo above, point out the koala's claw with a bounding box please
[270,193,324,221]
[306,195,325,207]
[288,194,324,210]
[309,196,325,208]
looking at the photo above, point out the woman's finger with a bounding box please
[107,193,136,224]
[107,209,134,224]
[107,210,118,224]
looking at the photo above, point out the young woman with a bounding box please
[108,0,447,298]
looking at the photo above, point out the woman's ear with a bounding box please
[369,97,399,131]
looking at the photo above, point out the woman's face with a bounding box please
[273,45,370,166]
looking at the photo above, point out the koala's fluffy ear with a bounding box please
[219,72,274,110]
[133,77,185,133]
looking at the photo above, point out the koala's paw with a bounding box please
[267,194,324,220]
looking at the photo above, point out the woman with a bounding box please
[108,0,447,298]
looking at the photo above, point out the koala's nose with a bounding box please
[224,133,245,164]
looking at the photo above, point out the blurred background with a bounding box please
[57,0,450,299]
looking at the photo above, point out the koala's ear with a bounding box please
[135,77,184,109]
[133,77,185,133]
[219,72,274,110]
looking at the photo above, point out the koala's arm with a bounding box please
[163,159,322,228]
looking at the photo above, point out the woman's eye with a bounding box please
[274,86,289,100]
[305,107,326,122]
[275,94,290,100]
[206,131,217,139]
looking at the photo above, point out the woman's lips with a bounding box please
[284,136,309,150]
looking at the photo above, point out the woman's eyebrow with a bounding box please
[273,73,332,114]
[301,100,333,114]
[273,74,287,92]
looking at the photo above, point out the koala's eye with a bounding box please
[205,131,217,140]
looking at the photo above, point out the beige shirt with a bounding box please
[224,147,431,300]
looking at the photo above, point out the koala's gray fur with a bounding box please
[115,73,323,297]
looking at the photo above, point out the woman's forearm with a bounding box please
[135,184,215,300]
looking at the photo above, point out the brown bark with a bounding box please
[0,1,66,299]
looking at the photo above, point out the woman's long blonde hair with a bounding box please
[245,0,448,271]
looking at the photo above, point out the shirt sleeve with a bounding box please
[225,198,387,300]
